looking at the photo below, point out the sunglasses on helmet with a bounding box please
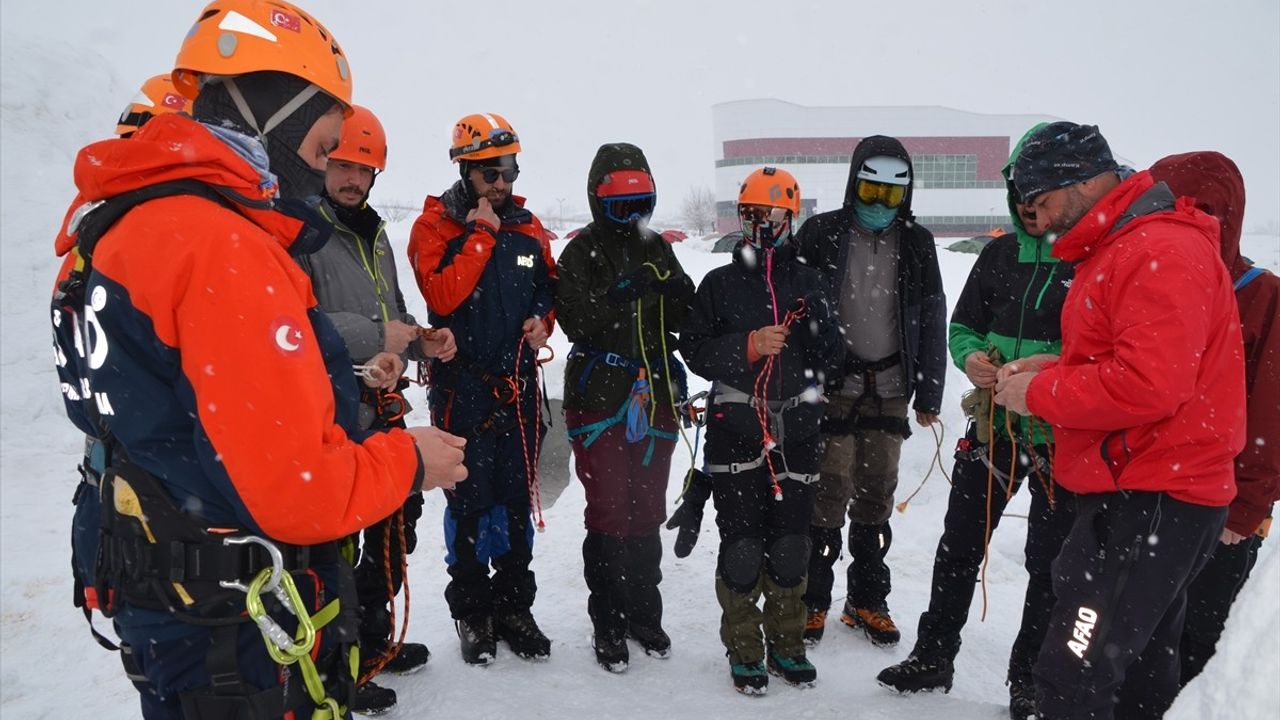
[601,193,656,224]
[477,166,519,184]
[855,179,906,209]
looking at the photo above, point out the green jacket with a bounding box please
[947,123,1072,444]
[554,143,695,412]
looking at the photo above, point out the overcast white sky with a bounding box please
[4,0,1278,229]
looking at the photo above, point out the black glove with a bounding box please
[605,267,653,305]
[665,469,714,558]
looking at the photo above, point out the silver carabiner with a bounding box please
[220,535,285,595]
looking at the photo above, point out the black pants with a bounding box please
[354,491,424,654]
[1179,532,1263,685]
[1034,491,1225,720]
[444,503,536,619]
[914,433,1074,686]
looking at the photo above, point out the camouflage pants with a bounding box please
[812,394,908,527]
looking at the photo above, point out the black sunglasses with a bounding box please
[478,167,519,184]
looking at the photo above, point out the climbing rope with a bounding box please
[357,508,411,687]
[894,418,952,514]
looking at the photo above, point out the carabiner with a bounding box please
[220,535,285,595]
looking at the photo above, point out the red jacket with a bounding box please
[52,114,420,545]
[1026,171,1246,507]
[1151,152,1280,534]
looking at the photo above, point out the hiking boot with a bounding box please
[377,642,430,675]
[494,609,551,660]
[627,623,672,659]
[803,608,827,646]
[351,679,396,716]
[456,614,496,666]
[730,660,769,696]
[766,646,817,688]
[841,603,901,646]
[593,628,630,673]
[876,656,954,694]
[1009,676,1040,719]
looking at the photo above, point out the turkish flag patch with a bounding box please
[270,316,305,356]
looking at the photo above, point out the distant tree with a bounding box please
[374,201,415,223]
[681,185,717,236]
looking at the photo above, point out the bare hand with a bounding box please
[915,411,940,427]
[993,370,1037,416]
[996,353,1059,383]
[1220,527,1246,545]
[965,351,998,389]
[523,317,549,350]
[383,320,419,355]
[405,426,468,491]
[465,197,500,230]
[419,327,457,361]
[361,352,405,390]
[752,325,790,356]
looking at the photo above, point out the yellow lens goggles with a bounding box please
[855,179,906,209]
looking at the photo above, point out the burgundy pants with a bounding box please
[567,408,678,537]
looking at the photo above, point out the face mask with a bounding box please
[855,200,898,232]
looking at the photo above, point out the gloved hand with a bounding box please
[605,267,654,305]
[665,469,714,557]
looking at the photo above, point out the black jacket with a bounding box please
[796,135,947,415]
[679,242,844,462]
[555,144,694,412]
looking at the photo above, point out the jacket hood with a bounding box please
[843,135,915,219]
[1003,122,1059,263]
[586,143,654,228]
[55,114,298,257]
[1149,151,1247,280]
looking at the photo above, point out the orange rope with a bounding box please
[357,508,411,686]
[979,397,996,623]
[515,339,546,531]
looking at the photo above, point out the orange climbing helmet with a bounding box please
[171,0,352,110]
[328,104,386,171]
[116,74,192,137]
[738,167,801,247]
[738,166,801,216]
[449,112,521,162]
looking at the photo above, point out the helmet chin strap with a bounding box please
[222,77,321,145]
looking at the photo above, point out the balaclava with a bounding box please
[194,71,339,200]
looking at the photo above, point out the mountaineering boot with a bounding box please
[378,642,430,674]
[876,655,955,694]
[494,608,551,660]
[627,623,672,659]
[767,645,817,687]
[803,608,827,646]
[730,660,769,696]
[1008,675,1040,719]
[351,680,397,716]
[594,627,630,673]
[842,601,901,646]
[456,614,496,665]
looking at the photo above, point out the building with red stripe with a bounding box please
[713,100,1061,236]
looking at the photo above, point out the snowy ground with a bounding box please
[4,33,1279,720]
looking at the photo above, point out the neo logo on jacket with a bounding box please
[1068,606,1099,659]
[516,254,535,268]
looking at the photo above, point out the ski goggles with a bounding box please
[739,205,791,246]
[601,193,656,224]
[854,179,907,208]
[450,128,520,160]
[478,166,519,184]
